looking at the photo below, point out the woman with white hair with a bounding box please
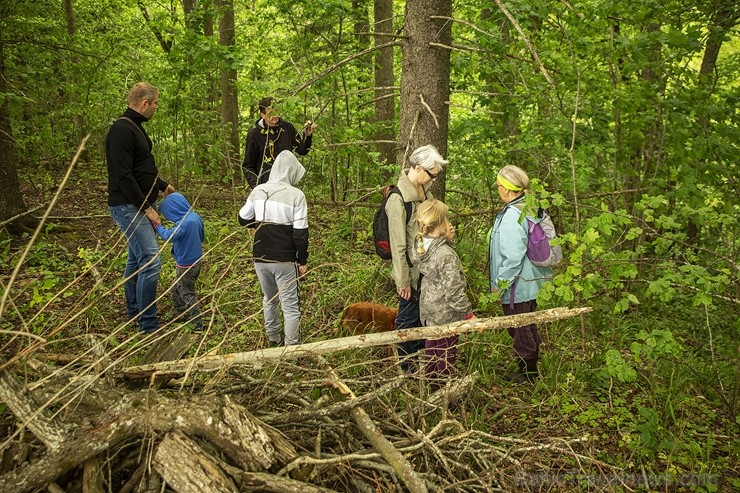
[386,145,448,372]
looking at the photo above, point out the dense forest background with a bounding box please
[0,0,738,491]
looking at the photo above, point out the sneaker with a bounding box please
[268,340,282,348]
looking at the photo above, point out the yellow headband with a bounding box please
[497,174,523,192]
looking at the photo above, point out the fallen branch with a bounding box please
[427,372,478,409]
[154,431,239,493]
[314,356,427,493]
[0,205,44,228]
[117,307,591,379]
[0,362,69,451]
[0,392,296,493]
[261,377,406,425]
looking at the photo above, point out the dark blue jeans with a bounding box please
[109,204,161,333]
[395,296,424,370]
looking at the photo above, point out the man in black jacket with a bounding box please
[106,82,174,334]
[242,97,315,188]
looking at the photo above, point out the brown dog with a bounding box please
[341,302,398,335]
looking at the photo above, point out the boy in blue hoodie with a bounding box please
[154,192,205,330]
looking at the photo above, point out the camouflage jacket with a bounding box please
[413,236,472,327]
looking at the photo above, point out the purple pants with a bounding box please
[502,299,541,359]
[425,335,459,380]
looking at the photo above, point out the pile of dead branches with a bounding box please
[0,308,620,493]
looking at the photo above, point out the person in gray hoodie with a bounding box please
[413,199,474,386]
[155,192,205,330]
[238,150,309,346]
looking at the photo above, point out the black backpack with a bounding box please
[372,185,412,260]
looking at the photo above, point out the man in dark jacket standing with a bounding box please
[242,97,315,188]
[106,82,174,334]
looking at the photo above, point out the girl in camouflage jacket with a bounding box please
[413,200,474,386]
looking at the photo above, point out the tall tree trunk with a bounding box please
[620,21,663,224]
[688,2,740,243]
[353,0,370,48]
[203,0,218,106]
[482,8,520,141]
[0,43,34,234]
[698,2,738,97]
[397,0,451,200]
[374,0,396,180]
[218,0,240,184]
[63,0,87,158]
[182,0,196,21]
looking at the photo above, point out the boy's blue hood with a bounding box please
[159,192,192,222]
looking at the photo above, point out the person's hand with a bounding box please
[398,285,411,300]
[145,207,161,227]
[304,121,316,136]
[163,184,175,197]
[298,264,308,277]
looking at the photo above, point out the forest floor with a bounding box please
[0,160,737,492]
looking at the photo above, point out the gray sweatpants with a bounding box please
[254,262,301,345]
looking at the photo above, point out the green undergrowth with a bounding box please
[1,178,738,491]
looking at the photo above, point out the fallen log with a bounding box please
[426,372,478,409]
[0,362,69,451]
[154,432,340,493]
[117,307,591,380]
[154,431,239,493]
[0,392,296,493]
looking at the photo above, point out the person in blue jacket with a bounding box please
[489,165,552,382]
[155,192,205,331]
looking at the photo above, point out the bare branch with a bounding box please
[291,41,400,96]
[419,93,440,129]
[492,0,556,89]
[117,307,592,379]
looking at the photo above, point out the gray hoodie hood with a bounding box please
[267,150,305,186]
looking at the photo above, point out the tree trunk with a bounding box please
[0,42,34,234]
[688,2,740,243]
[374,0,396,179]
[353,0,370,49]
[218,0,240,184]
[397,0,452,200]
[698,2,738,94]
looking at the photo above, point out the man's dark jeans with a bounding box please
[395,296,424,371]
